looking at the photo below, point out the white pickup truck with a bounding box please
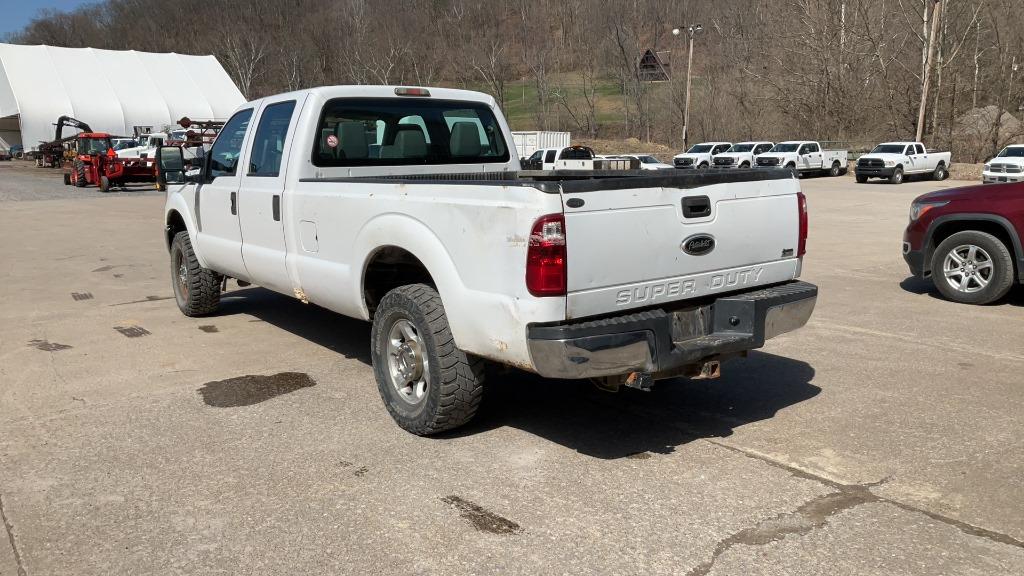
[855,141,950,184]
[981,145,1024,184]
[755,141,848,177]
[712,142,776,169]
[673,142,733,169]
[157,85,817,435]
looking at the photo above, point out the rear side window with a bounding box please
[248,101,296,177]
[916,144,925,155]
[313,97,509,167]
[544,150,556,163]
[209,109,253,178]
[560,147,593,160]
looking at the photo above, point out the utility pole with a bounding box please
[916,0,942,143]
[673,24,703,150]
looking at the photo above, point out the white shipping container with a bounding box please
[512,131,571,158]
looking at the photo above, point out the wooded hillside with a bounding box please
[8,0,1024,159]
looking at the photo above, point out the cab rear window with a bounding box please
[313,98,509,167]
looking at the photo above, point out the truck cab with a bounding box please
[712,142,774,169]
[673,142,732,169]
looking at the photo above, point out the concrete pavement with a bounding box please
[0,161,1021,575]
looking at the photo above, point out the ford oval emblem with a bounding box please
[682,234,715,256]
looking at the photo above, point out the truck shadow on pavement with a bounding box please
[455,352,818,459]
[217,287,373,364]
[215,287,819,458]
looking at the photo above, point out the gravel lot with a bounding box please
[1,161,1022,575]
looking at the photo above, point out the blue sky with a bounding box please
[0,0,95,38]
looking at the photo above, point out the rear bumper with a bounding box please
[526,281,817,379]
[855,166,895,177]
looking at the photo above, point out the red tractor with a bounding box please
[63,132,156,192]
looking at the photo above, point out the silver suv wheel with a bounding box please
[942,244,993,293]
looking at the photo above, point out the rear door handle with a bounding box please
[272,195,280,221]
[230,192,236,215]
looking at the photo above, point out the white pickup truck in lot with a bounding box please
[712,142,775,169]
[755,141,848,177]
[982,144,1024,184]
[158,85,817,435]
[673,142,733,169]
[855,141,950,184]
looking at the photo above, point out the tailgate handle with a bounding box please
[682,196,711,218]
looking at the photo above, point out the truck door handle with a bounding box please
[230,192,236,215]
[272,195,280,221]
[683,195,711,218]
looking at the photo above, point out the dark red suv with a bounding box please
[904,182,1024,304]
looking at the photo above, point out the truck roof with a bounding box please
[878,141,922,146]
[777,140,817,145]
[242,85,498,110]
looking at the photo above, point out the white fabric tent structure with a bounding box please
[0,43,245,150]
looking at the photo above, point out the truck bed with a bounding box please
[299,167,795,192]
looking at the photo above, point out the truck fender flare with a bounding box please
[164,192,211,269]
[924,213,1024,282]
[354,213,470,338]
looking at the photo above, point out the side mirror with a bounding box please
[156,146,186,191]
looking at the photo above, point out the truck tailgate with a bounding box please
[559,171,802,319]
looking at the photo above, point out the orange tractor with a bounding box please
[63,132,156,192]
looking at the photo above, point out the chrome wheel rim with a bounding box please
[386,318,429,405]
[943,244,994,293]
[175,251,188,298]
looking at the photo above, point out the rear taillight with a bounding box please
[526,214,567,297]
[797,192,808,257]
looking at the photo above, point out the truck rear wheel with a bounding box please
[99,176,111,192]
[931,231,1014,305]
[169,231,222,316]
[74,159,87,187]
[829,161,842,177]
[932,163,947,181]
[888,166,904,184]
[371,284,485,435]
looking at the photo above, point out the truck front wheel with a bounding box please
[169,231,222,316]
[888,166,904,184]
[371,284,485,435]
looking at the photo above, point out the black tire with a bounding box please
[74,159,87,187]
[371,284,485,435]
[697,162,709,170]
[932,163,948,181]
[829,161,842,177]
[739,162,750,169]
[856,174,869,183]
[99,175,110,192]
[169,231,222,316]
[930,231,1015,305]
[63,173,71,186]
[888,166,904,184]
